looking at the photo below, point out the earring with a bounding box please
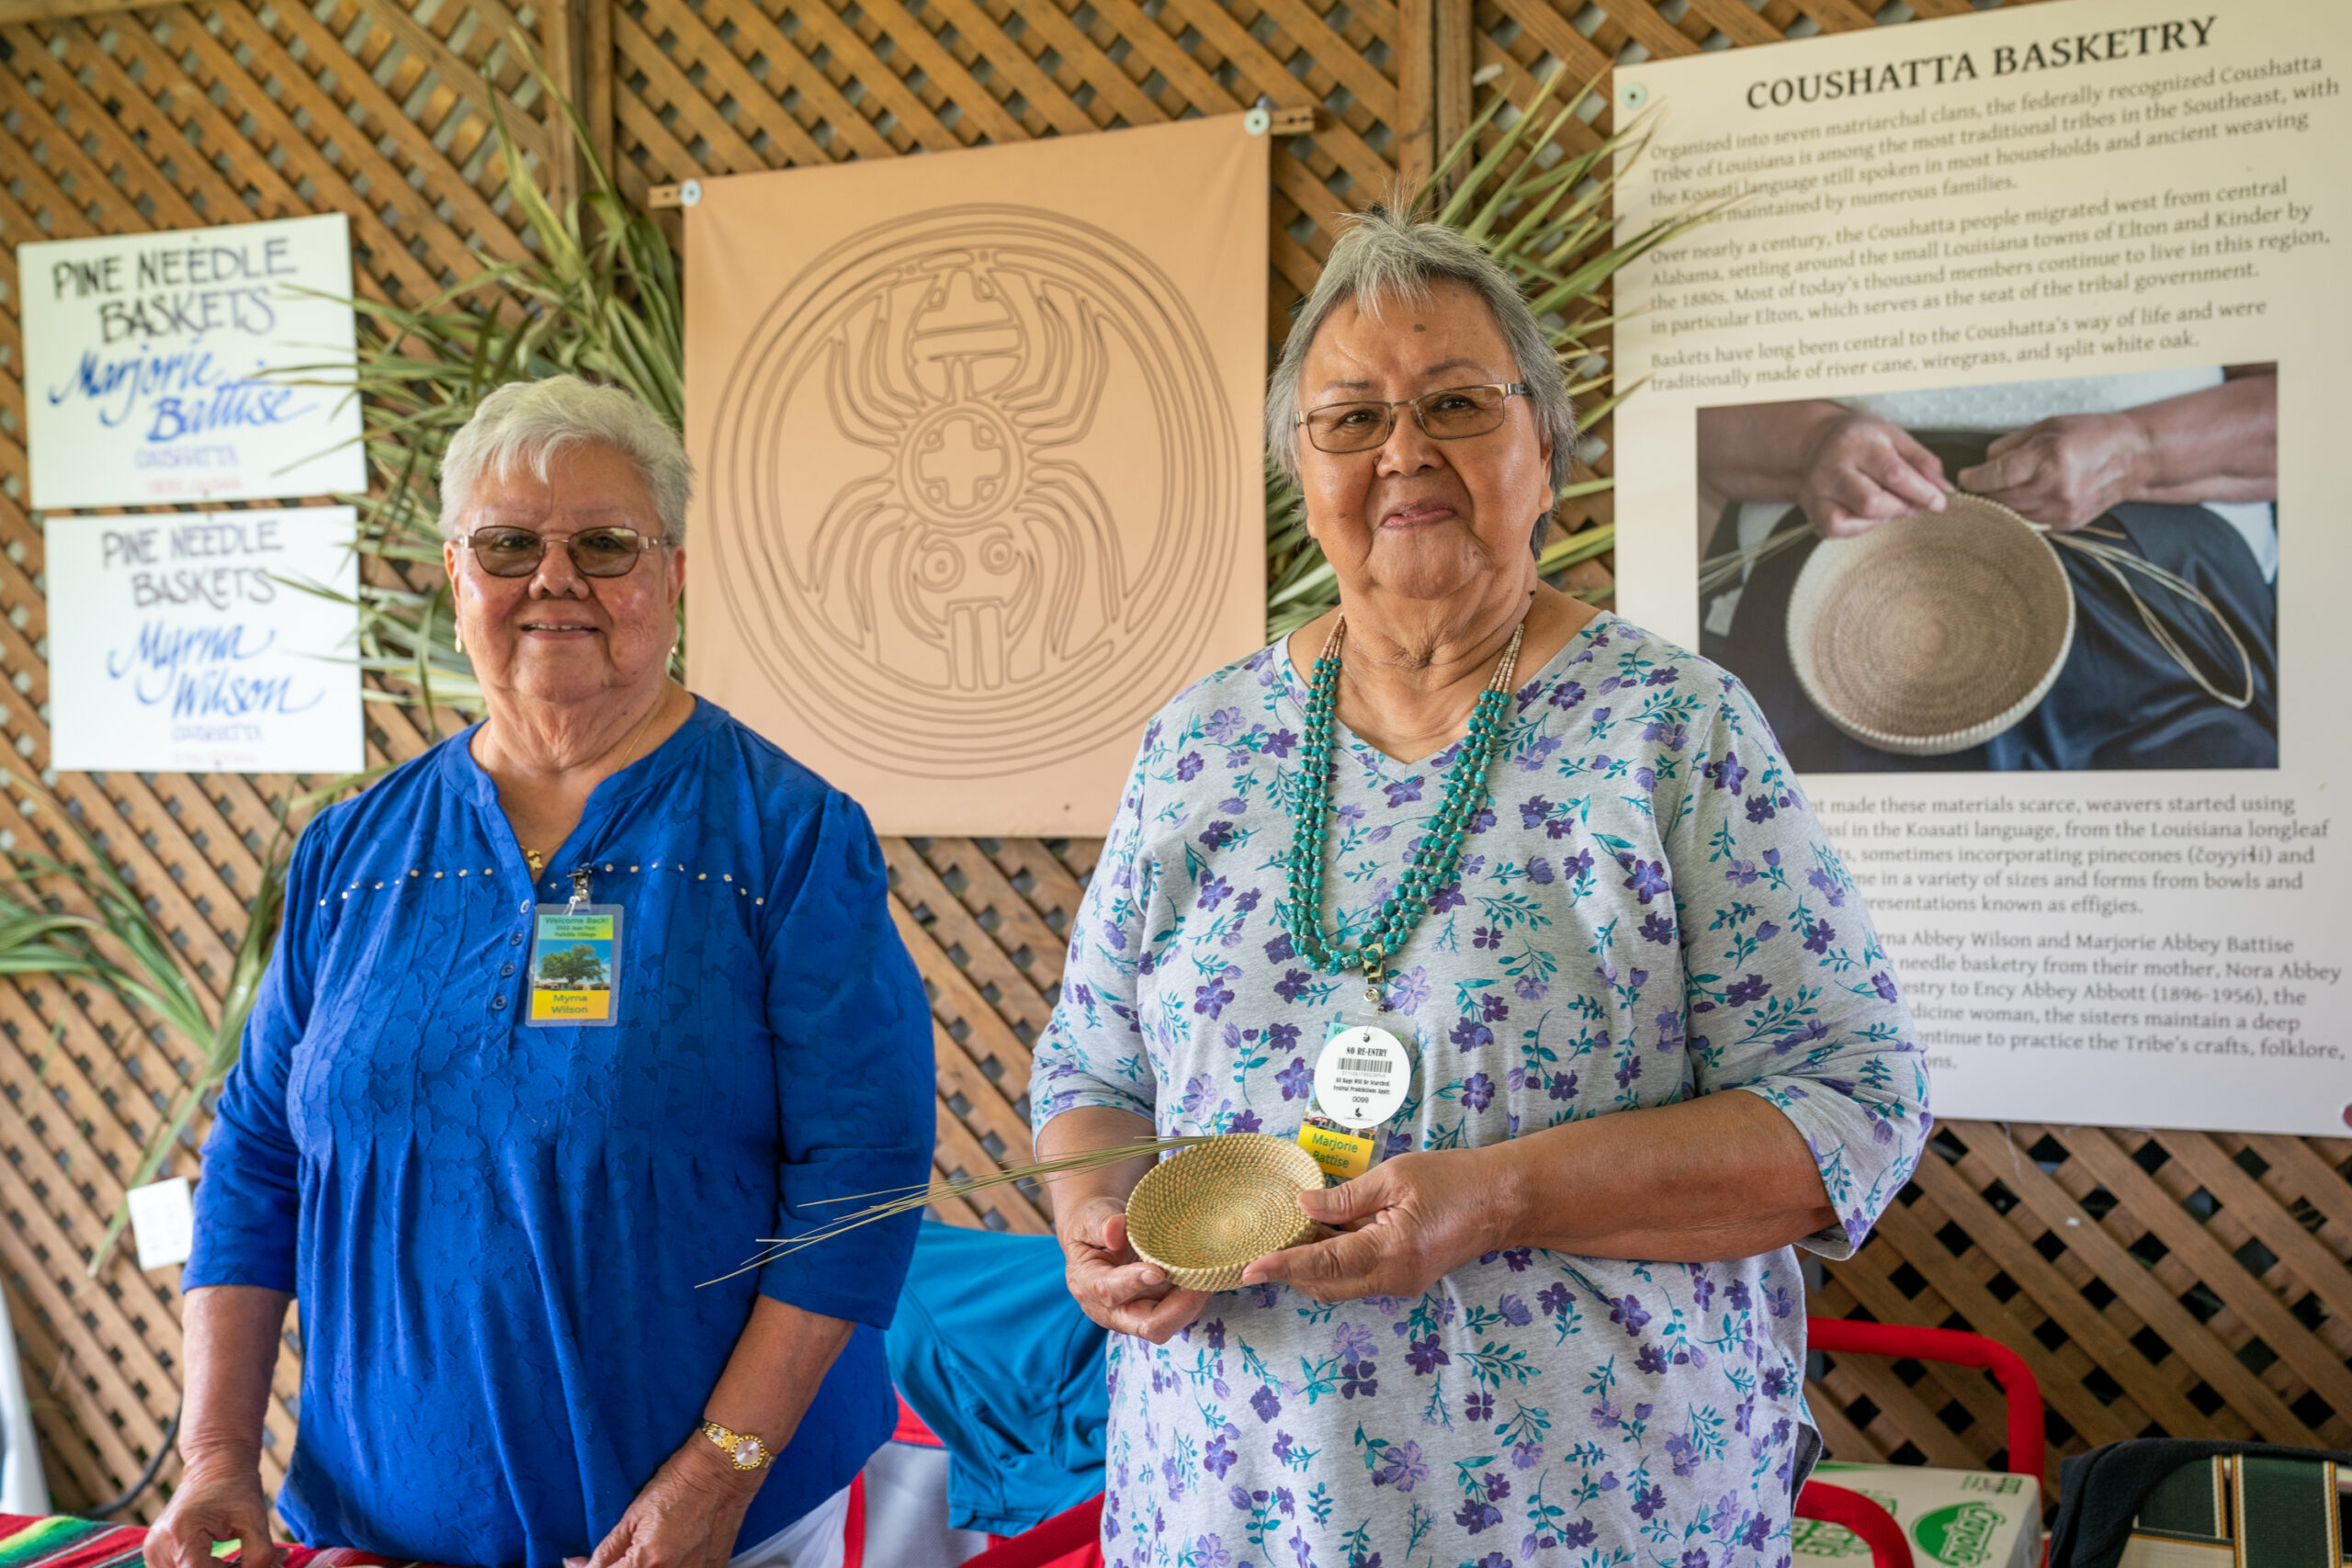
[454,626,463,653]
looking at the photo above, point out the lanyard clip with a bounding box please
[567,863,594,915]
[1361,948,1389,1012]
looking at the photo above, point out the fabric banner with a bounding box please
[1609,0,2351,1134]
[684,118,1269,835]
[18,214,365,510]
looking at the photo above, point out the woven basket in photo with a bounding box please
[1125,1134,1329,1292]
[1786,494,2075,756]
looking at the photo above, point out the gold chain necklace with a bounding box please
[516,684,674,877]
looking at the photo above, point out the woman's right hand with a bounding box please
[143,1450,276,1568]
[1796,412,1951,537]
[1057,1193,1210,1344]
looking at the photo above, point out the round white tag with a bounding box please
[1313,1026,1411,1130]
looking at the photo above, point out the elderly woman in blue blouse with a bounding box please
[144,376,933,1568]
[1032,210,1930,1566]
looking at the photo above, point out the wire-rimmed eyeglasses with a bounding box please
[1298,383,1532,455]
[459,525,669,579]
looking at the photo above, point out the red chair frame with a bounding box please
[1793,1317,2048,1568]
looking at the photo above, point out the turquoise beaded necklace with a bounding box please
[1285,613,1526,1008]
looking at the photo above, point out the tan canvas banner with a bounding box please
[684,118,1269,835]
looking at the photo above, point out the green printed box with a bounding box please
[1795,1463,2041,1568]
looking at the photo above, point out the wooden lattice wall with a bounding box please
[4,0,2351,1527]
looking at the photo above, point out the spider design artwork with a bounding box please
[708,206,1242,776]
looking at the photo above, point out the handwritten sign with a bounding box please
[46,507,362,774]
[19,215,365,510]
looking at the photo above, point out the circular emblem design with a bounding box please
[708,206,1240,776]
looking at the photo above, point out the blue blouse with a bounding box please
[185,697,936,1568]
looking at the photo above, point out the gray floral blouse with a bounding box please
[1031,612,1930,1568]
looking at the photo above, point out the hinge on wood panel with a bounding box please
[645,179,703,210]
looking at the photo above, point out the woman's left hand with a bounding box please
[1240,1150,1513,1303]
[565,1439,761,1568]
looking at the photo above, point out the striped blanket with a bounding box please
[0,1515,456,1568]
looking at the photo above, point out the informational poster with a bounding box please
[684,118,1269,835]
[19,214,365,510]
[45,506,363,774]
[1611,0,2349,1134]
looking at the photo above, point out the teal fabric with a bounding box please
[885,1220,1109,1534]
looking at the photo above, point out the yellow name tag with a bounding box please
[1297,1121,1374,1180]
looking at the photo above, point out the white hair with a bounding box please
[439,375,693,541]
[1269,207,1576,541]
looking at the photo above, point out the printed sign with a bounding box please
[528,907,623,1025]
[19,214,366,509]
[44,506,362,774]
[1610,0,2352,1134]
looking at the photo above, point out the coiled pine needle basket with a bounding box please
[1125,1134,1329,1292]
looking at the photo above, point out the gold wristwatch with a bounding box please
[700,1420,776,1472]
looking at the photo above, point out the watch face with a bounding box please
[733,1437,764,1469]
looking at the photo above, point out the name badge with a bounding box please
[1313,1025,1410,1130]
[526,904,623,1027]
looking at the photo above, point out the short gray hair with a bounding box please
[439,375,693,542]
[1269,208,1575,527]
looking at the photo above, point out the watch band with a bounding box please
[700,1419,775,1472]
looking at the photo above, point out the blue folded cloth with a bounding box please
[884,1220,1108,1534]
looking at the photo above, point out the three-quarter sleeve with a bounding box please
[1029,747,1160,1134]
[1668,676,1932,1258]
[184,816,335,1293]
[754,791,936,1326]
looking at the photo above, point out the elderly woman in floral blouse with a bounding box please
[1029,209,1930,1566]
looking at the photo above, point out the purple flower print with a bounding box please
[1480,992,1510,1023]
[1638,911,1676,944]
[1608,1292,1652,1335]
[1512,1441,1544,1471]
[1765,847,1782,867]
[1264,728,1298,758]
[1737,1512,1772,1550]
[1266,1021,1301,1052]
[1176,751,1204,782]
[1728,1280,1753,1311]
[1724,974,1771,1008]
[1537,1282,1573,1316]
[1204,707,1244,743]
[1550,680,1588,710]
[1636,1343,1669,1374]
[1631,1482,1667,1520]
[1387,967,1431,1012]
[1204,1426,1238,1478]
[1766,1282,1796,1317]
[1468,807,1497,833]
[1476,1556,1509,1568]
[1665,1433,1698,1476]
[1500,1247,1532,1270]
[1808,866,1849,907]
[1472,925,1503,951]
[1198,874,1233,910]
[1275,1057,1313,1100]
[1193,970,1237,1019]
[1462,1073,1495,1111]
[1523,855,1555,886]
[1369,1439,1428,1492]
[1482,1472,1510,1502]
[1645,666,1681,687]
[1519,796,1553,829]
[1619,856,1669,904]
[1762,1364,1793,1398]
[1198,820,1237,851]
[1192,1536,1233,1568]
[1454,1499,1502,1533]
[1725,857,1759,888]
[1271,1430,1295,1464]
[1464,1389,1494,1421]
[1690,1272,1715,1312]
[1589,1397,1621,1431]
[1680,1552,1709,1568]
[1263,932,1296,964]
[1102,919,1128,952]
[1644,720,1688,751]
[1385,776,1424,807]
[1430,879,1466,913]
[1250,1384,1282,1423]
[1560,1520,1597,1550]
[1745,793,1777,824]
[1273,968,1313,1002]
[1451,1016,1494,1052]
[1339,1359,1378,1398]
[1514,735,1563,772]
[1547,1070,1578,1101]
[1561,848,1594,880]
[1704,750,1748,793]
[1405,1335,1450,1375]
[1804,919,1836,954]
[1544,816,1576,840]
[1332,1322,1377,1362]
[1871,970,1901,1003]
[1498,1293,1532,1326]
